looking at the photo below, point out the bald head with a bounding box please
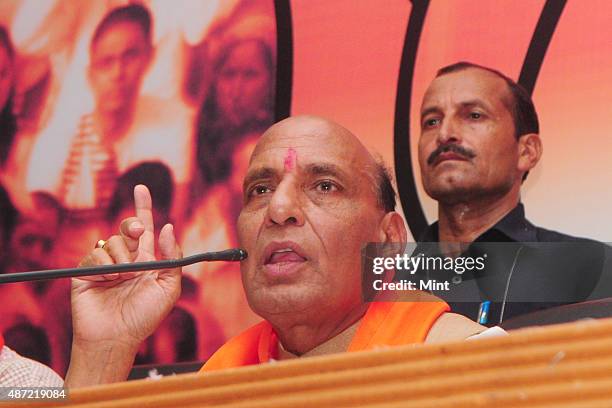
[254,115,370,160]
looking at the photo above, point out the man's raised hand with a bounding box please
[66,185,182,387]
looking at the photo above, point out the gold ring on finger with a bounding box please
[95,239,108,250]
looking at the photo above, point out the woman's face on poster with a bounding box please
[88,21,151,116]
[216,40,272,127]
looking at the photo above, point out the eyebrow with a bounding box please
[420,99,492,121]
[303,163,348,180]
[457,99,492,112]
[420,106,442,121]
[242,162,350,191]
[243,167,276,192]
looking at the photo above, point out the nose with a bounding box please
[228,76,247,101]
[107,56,132,82]
[437,116,461,145]
[117,59,130,82]
[104,58,121,82]
[30,242,45,259]
[265,178,305,227]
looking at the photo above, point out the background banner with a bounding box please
[0,0,610,374]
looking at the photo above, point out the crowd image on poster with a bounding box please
[0,0,276,374]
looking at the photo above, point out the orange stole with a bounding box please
[200,301,449,372]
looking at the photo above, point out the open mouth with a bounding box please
[263,243,308,277]
[267,248,307,264]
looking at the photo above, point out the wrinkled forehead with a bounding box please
[248,118,373,174]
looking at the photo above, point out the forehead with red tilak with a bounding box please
[283,148,297,172]
[249,115,378,185]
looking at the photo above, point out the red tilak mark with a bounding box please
[284,148,297,172]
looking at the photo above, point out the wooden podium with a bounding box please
[22,318,612,407]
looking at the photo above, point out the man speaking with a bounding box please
[64,116,493,387]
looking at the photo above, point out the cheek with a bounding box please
[89,73,104,90]
[216,81,233,101]
[236,208,261,248]
[126,61,147,81]
[236,213,249,247]
[483,135,518,165]
[321,209,379,256]
[474,147,517,184]
[125,64,141,81]
[418,137,433,166]
[253,75,270,93]
[237,212,259,281]
[320,214,377,291]
[241,81,267,106]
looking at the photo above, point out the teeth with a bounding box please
[274,248,293,253]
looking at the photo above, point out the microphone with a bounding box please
[0,248,247,284]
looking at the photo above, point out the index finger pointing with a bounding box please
[134,184,155,255]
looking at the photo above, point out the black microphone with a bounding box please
[0,248,247,284]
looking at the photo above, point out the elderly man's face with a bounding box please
[88,21,151,116]
[418,68,521,203]
[237,116,384,320]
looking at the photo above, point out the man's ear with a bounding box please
[375,212,408,284]
[377,212,408,245]
[517,133,542,174]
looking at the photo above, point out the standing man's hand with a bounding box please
[65,185,182,387]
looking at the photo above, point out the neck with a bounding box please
[437,186,520,244]
[270,302,368,356]
[95,105,134,142]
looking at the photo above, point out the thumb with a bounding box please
[157,223,182,302]
[159,223,181,261]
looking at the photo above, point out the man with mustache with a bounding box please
[412,62,607,325]
[64,115,500,387]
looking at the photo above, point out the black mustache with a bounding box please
[427,144,476,165]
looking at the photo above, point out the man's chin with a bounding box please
[98,93,134,115]
[425,182,476,203]
[248,285,321,318]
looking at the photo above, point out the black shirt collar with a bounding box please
[418,203,538,243]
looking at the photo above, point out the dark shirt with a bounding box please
[413,203,607,326]
[419,203,590,243]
